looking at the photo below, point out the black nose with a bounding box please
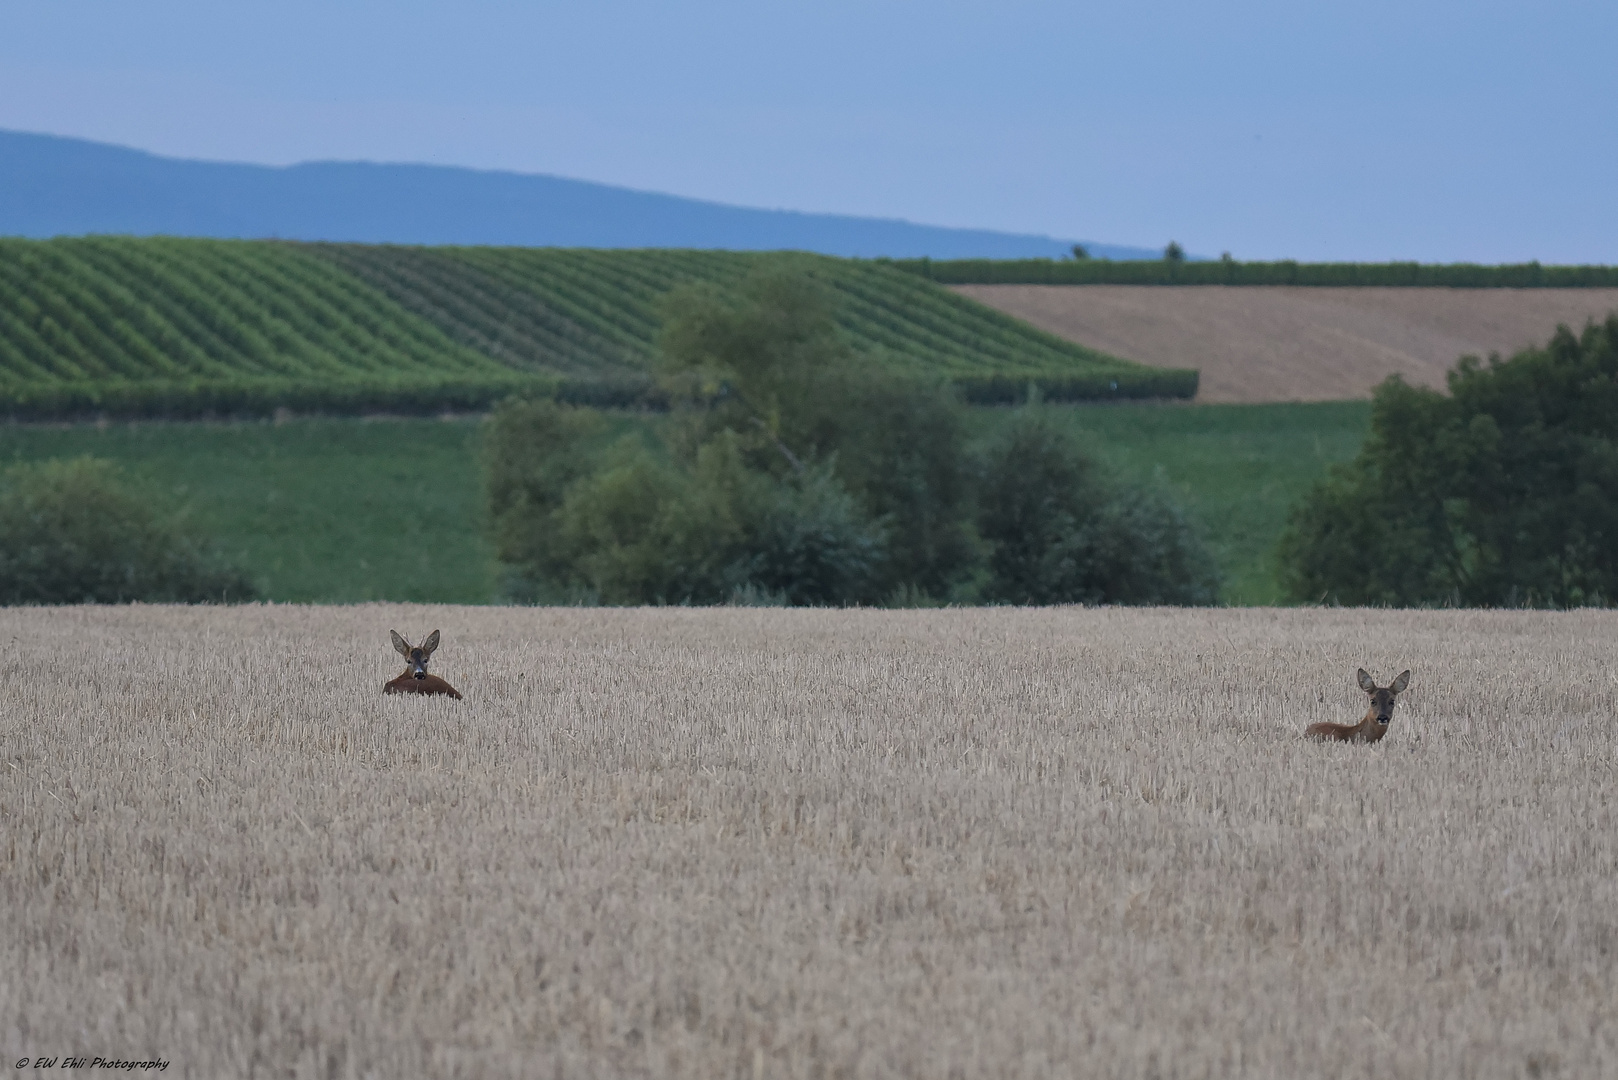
[413,670,426,679]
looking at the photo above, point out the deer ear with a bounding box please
[391,630,411,657]
[422,629,441,655]
[1390,670,1411,694]
[1356,668,1377,692]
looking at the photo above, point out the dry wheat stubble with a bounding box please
[1,603,1614,1079]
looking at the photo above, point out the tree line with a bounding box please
[1279,313,1618,607]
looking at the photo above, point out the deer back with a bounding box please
[383,670,464,700]
[1305,705,1388,744]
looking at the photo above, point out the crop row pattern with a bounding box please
[0,239,1193,418]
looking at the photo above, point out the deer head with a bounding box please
[1356,667,1411,728]
[392,629,441,681]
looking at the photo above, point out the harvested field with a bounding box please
[4,603,1616,1078]
[952,285,1618,402]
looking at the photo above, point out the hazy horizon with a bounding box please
[2,1,1614,263]
[0,128,1168,257]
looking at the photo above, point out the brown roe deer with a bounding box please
[384,629,463,699]
[1306,668,1409,743]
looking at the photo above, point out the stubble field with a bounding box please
[952,284,1618,402]
[3,604,1615,1078]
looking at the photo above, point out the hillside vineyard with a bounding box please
[2,603,1613,1077]
[0,239,1192,419]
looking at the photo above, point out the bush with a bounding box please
[0,457,256,604]
[976,413,1220,605]
[746,464,887,606]
[495,420,888,607]
[555,435,768,605]
[1278,315,1618,607]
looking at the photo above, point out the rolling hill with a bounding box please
[0,238,1195,419]
[0,130,1159,260]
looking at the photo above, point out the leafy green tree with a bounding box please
[976,413,1219,605]
[0,457,256,605]
[656,264,852,475]
[1164,241,1186,263]
[485,397,614,600]
[1279,315,1618,607]
[658,262,975,601]
[814,369,975,601]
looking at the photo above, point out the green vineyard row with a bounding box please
[889,257,1618,288]
[0,238,1194,419]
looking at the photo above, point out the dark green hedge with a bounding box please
[888,258,1618,288]
[0,368,1193,421]
[0,375,556,422]
[954,368,1198,404]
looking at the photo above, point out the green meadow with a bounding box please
[0,417,494,604]
[1019,400,1371,604]
[0,400,1368,606]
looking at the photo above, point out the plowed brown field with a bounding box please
[953,285,1618,403]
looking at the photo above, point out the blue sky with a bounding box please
[2,0,1614,261]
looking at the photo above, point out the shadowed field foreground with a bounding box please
[2,604,1615,1078]
[952,285,1618,402]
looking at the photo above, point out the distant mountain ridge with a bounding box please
[0,130,1154,259]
